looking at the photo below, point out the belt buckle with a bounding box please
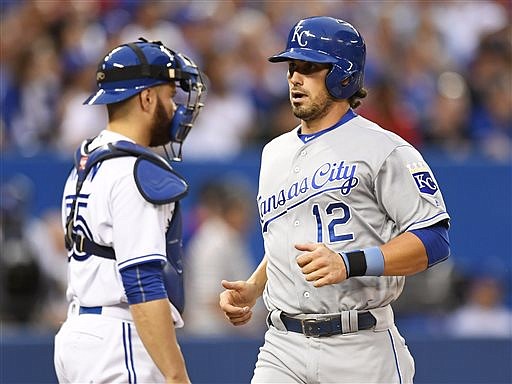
[302,316,341,337]
[301,318,322,337]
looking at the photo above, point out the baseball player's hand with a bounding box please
[219,280,259,326]
[295,242,347,287]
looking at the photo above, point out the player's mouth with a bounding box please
[291,90,307,103]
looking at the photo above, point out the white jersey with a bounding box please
[61,130,183,325]
[258,112,450,315]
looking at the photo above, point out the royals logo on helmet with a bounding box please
[291,24,315,47]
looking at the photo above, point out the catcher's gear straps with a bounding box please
[64,139,188,259]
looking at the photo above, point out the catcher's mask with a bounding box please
[84,38,206,160]
[269,16,366,100]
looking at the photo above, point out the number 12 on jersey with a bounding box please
[312,202,354,243]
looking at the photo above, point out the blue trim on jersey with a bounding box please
[387,329,403,384]
[120,261,167,305]
[405,212,448,230]
[297,109,357,143]
[118,254,166,270]
[409,222,450,268]
[262,210,287,233]
[64,192,90,201]
[128,324,136,384]
[123,323,132,384]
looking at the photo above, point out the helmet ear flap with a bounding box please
[325,64,364,99]
[325,66,342,99]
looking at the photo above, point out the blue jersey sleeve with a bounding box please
[120,261,168,304]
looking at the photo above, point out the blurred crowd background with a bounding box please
[2,0,511,161]
[1,0,511,341]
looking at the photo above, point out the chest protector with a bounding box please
[64,139,188,313]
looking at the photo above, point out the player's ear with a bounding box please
[138,88,154,112]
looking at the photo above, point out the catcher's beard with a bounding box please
[291,89,336,122]
[149,97,173,147]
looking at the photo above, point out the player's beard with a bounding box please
[291,88,336,122]
[149,97,172,147]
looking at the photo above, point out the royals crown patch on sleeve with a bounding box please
[407,162,438,195]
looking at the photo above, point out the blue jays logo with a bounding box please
[412,171,438,195]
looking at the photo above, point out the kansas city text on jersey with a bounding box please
[258,160,358,232]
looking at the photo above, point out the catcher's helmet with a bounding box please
[84,38,206,152]
[269,16,366,100]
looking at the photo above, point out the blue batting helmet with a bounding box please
[84,38,206,152]
[269,16,366,99]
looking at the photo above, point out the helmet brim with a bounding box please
[83,78,170,105]
[83,87,143,105]
[268,48,337,64]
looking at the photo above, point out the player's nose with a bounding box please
[288,70,304,86]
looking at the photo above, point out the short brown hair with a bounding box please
[348,88,368,109]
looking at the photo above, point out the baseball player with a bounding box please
[54,39,205,383]
[219,16,451,383]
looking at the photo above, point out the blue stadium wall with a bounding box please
[3,150,511,278]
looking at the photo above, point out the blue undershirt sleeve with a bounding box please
[120,261,168,305]
[409,221,450,268]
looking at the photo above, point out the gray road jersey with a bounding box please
[258,114,450,315]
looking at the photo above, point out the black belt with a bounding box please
[273,312,376,337]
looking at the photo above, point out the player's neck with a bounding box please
[106,121,150,147]
[300,102,350,134]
